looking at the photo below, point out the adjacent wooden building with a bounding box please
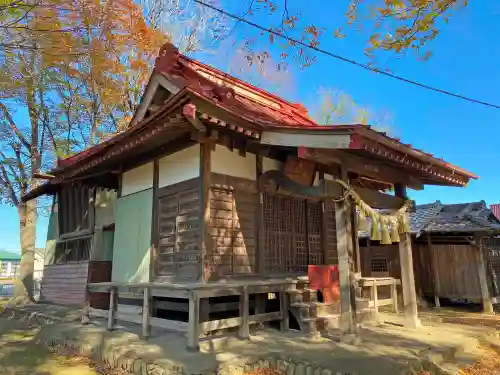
[23,43,478,348]
[360,201,500,312]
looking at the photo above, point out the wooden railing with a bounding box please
[358,277,400,314]
[85,281,291,350]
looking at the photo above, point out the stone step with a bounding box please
[301,314,341,335]
[286,288,318,304]
[290,301,341,319]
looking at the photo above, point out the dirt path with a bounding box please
[0,316,123,375]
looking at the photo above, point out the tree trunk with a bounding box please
[10,199,37,305]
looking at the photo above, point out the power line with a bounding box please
[193,0,500,110]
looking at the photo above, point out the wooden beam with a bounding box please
[299,147,424,190]
[183,104,206,132]
[261,130,351,148]
[395,184,421,329]
[354,186,412,210]
[475,236,494,314]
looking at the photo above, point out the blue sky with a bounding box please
[1,0,499,251]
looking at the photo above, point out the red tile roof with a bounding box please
[55,43,476,183]
[154,43,318,129]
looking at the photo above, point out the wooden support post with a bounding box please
[239,286,250,339]
[107,286,116,331]
[335,167,355,332]
[187,290,200,351]
[280,286,289,332]
[142,287,150,339]
[391,279,399,314]
[395,184,421,329]
[476,236,494,314]
[351,202,361,274]
[149,158,160,281]
[256,153,264,275]
[434,296,441,309]
[428,234,441,308]
[199,140,212,282]
[371,280,379,314]
[399,231,421,328]
[335,199,353,331]
[82,286,91,324]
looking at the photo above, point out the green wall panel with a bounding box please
[111,189,153,283]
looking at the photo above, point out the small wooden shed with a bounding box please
[360,201,500,312]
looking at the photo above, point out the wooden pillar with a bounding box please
[239,286,250,339]
[199,140,212,282]
[351,202,361,274]
[256,153,264,275]
[476,236,494,314]
[371,280,379,315]
[395,184,421,329]
[335,167,356,332]
[391,279,399,313]
[187,290,200,350]
[82,285,91,324]
[142,287,150,339]
[428,234,441,308]
[149,158,160,282]
[107,286,116,331]
[280,286,289,331]
[335,197,354,331]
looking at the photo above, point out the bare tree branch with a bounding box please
[0,102,32,150]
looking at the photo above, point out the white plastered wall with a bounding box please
[158,145,201,188]
[212,146,257,180]
[121,162,154,196]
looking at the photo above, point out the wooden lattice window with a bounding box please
[370,257,389,273]
[55,236,91,263]
[58,184,93,235]
[263,194,323,274]
[156,180,200,280]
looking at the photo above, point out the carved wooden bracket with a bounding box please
[258,170,325,198]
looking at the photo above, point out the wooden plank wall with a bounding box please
[156,178,201,280]
[40,262,89,306]
[360,244,400,278]
[412,243,435,296]
[482,238,500,296]
[430,244,481,299]
[206,173,258,279]
[88,261,112,309]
